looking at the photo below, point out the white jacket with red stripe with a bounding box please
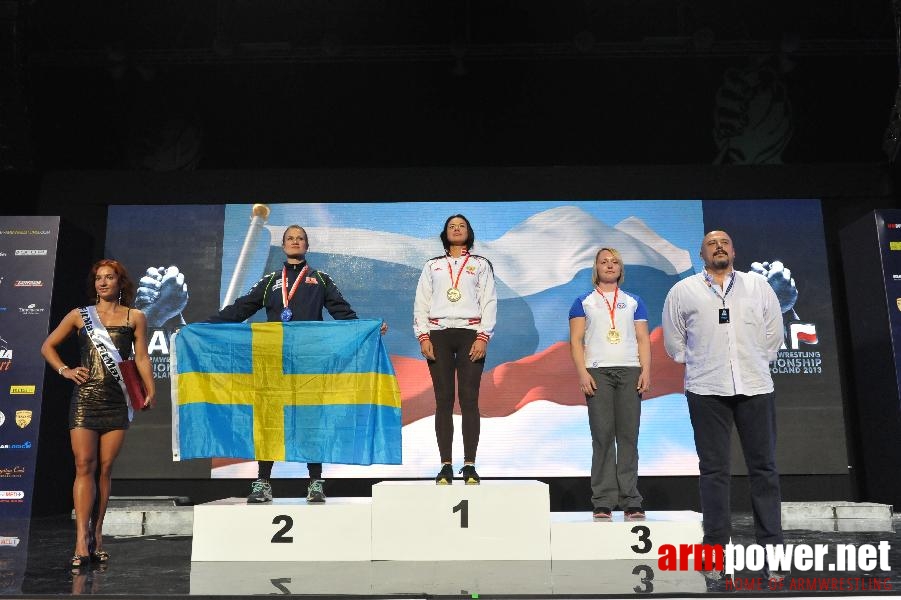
[413,250,497,344]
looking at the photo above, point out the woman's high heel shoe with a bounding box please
[70,554,90,569]
[91,550,110,563]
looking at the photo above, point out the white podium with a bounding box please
[190,482,705,567]
[370,480,551,560]
[188,481,711,595]
[190,561,375,595]
[371,561,553,595]
[552,559,708,594]
[191,497,372,561]
[550,510,703,560]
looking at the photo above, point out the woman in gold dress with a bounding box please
[41,259,155,569]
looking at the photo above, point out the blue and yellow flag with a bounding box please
[170,319,401,465]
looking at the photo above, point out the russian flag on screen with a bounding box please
[251,206,695,425]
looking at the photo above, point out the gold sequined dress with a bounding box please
[69,324,135,430]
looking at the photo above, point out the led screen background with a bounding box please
[105,199,845,479]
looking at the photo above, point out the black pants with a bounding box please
[257,461,321,480]
[687,391,783,546]
[428,328,485,463]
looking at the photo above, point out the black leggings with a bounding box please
[257,461,321,480]
[427,328,485,463]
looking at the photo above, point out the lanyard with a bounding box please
[703,270,735,307]
[282,265,309,308]
[446,252,471,291]
[596,286,619,330]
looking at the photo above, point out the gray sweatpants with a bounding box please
[586,366,643,510]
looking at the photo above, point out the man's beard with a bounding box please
[711,254,730,269]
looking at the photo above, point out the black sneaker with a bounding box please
[246,479,272,503]
[460,465,480,485]
[698,571,735,593]
[306,479,326,503]
[700,569,733,592]
[763,567,788,584]
[435,464,454,485]
[592,506,612,521]
[624,507,646,520]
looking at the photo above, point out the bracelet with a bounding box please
[57,365,69,375]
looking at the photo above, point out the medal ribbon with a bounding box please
[282,265,309,309]
[446,252,471,293]
[596,285,619,331]
[703,270,736,307]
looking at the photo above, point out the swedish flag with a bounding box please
[171,319,402,465]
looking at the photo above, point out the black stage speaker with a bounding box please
[840,209,901,506]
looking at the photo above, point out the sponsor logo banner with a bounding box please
[0,441,31,450]
[0,466,25,478]
[17,304,45,316]
[14,411,32,428]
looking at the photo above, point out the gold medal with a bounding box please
[597,286,622,345]
[445,253,471,304]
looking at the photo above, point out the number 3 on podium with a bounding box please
[631,525,652,553]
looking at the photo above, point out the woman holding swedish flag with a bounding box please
[210,223,386,504]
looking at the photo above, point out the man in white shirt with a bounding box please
[662,230,784,555]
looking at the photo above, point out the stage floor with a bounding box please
[13,511,901,597]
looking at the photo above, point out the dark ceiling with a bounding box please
[1,0,898,171]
